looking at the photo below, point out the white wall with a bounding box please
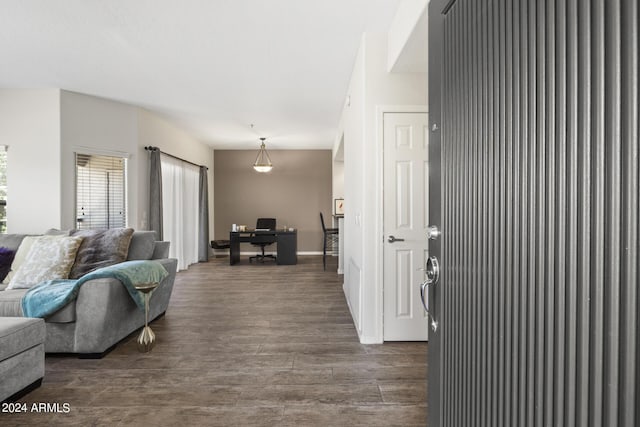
[60,91,139,230]
[342,39,366,334]
[340,33,427,343]
[332,134,344,204]
[137,109,214,239]
[387,0,429,73]
[0,89,214,246]
[0,89,62,233]
[332,159,344,202]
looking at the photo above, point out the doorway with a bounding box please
[382,111,430,341]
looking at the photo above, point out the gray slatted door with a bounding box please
[427,0,639,426]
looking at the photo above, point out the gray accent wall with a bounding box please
[214,149,332,253]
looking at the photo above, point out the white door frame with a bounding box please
[374,105,428,342]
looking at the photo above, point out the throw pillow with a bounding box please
[44,228,72,236]
[4,235,38,284]
[0,247,16,282]
[69,228,134,279]
[127,231,156,260]
[7,235,84,289]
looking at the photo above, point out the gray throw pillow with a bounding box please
[69,228,134,279]
[127,231,156,260]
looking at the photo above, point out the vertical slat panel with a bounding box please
[489,1,499,424]
[434,0,638,425]
[534,1,547,425]
[497,1,507,425]
[620,1,639,426]
[565,0,579,424]
[441,7,453,425]
[554,0,568,425]
[503,0,514,423]
[589,0,606,425]
[469,0,480,423]
[604,1,622,425]
[455,0,464,420]
[511,0,524,423]
[525,0,537,425]
[462,1,472,424]
[479,1,490,425]
[544,1,557,425]
[576,0,592,425]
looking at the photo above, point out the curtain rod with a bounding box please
[144,146,208,170]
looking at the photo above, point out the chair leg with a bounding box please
[323,234,327,270]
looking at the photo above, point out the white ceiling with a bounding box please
[0,0,402,149]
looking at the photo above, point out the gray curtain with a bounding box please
[198,166,209,262]
[148,148,163,240]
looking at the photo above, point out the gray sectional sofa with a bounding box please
[0,230,177,357]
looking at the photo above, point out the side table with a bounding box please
[135,282,159,352]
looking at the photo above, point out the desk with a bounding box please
[229,230,297,265]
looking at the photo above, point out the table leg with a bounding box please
[137,291,156,352]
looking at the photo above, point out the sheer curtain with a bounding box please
[161,154,199,271]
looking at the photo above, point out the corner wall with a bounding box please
[340,33,427,342]
[137,109,214,238]
[60,90,139,230]
[0,89,214,245]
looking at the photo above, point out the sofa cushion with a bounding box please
[69,228,134,279]
[44,228,72,236]
[127,231,156,260]
[152,241,170,259]
[0,288,26,317]
[0,288,76,323]
[0,317,45,363]
[7,235,84,289]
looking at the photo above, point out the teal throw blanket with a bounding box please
[22,260,169,318]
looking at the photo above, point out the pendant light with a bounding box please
[253,137,273,173]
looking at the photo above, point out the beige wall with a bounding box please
[214,150,332,253]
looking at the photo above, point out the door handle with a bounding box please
[425,256,440,285]
[420,256,440,332]
[426,225,441,240]
[388,235,405,243]
[420,280,438,332]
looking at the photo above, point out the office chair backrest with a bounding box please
[256,218,276,230]
[320,212,327,232]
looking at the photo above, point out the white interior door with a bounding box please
[383,112,429,341]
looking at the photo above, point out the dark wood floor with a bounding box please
[3,256,427,426]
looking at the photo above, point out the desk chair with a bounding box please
[320,212,339,270]
[249,218,277,263]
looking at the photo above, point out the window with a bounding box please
[0,146,6,233]
[75,153,127,229]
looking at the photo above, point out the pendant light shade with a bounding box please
[253,137,273,172]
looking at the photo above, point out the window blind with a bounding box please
[75,153,127,229]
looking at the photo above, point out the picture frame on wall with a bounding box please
[334,198,344,216]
